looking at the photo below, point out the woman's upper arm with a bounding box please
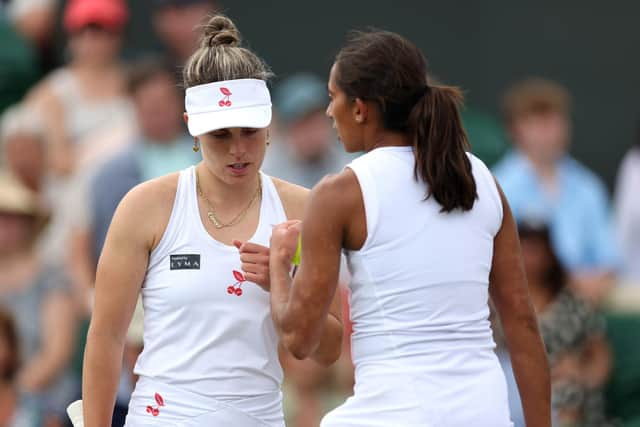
[90,185,160,344]
[489,180,533,322]
[292,174,356,310]
[274,178,343,323]
[272,178,309,220]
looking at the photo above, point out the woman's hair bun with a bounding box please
[200,15,241,48]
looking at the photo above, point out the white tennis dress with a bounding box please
[124,167,286,427]
[321,147,513,427]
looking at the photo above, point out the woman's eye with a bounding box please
[212,132,229,139]
[242,129,259,136]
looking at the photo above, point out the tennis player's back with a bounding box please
[322,146,512,427]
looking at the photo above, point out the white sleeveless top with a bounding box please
[129,166,286,425]
[321,147,512,426]
[345,147,502,364]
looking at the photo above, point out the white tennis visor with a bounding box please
[184,78,272,136]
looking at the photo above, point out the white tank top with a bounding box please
[133,166,286,398]
[345,147,503,368]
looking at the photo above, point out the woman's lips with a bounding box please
[227,162,250,176]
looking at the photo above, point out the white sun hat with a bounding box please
[185,78,272,136]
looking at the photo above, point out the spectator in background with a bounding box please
[3,0,57,51]
[1,104,46,194]
[497,221,612,427]
[20,0,136,299]
[25,0,134,176]
[0,172,76,427]
[494,78,619,303]
[0,308,19,427]
[262,73,356,188]
[152,0,217,68]
[614,121,640,283]
[0,2,43,116]
[3,0,59,72]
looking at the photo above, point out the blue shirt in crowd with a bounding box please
[493,150,619,272]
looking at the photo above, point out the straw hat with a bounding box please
[0,171,49,230]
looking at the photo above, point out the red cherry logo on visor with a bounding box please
[218,87,232,107]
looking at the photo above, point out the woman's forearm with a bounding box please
[269,219,344,364]
[502,315,551,427]
[269,256,292,331]
[309,314,343,366]
[82,327,126,427]
[270,258,329,360]
[269,259,311,358]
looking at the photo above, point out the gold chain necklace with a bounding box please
[196,170,262,229]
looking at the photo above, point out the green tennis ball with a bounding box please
[292,235,302,266]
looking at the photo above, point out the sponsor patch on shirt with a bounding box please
[170,254,200,270]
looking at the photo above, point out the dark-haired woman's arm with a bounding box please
[490,182,551,427]
[269,173,357,364]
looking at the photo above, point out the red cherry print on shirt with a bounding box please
[146,392,165,416]
[227,271,246,296]
[224,100,232,106]
[155,393,165,407]
[218,100,226,107]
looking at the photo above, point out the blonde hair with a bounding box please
[182,15,273,88]
[502,78,572,124]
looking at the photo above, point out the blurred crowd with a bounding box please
[0,0,639,426]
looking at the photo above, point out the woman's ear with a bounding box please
[183,112,189,125]
[353,98,368,124]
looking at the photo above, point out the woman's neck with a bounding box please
[530,158,559,191]
[364,130,412,152]
[196,164,261,210]
[72,60,119,74]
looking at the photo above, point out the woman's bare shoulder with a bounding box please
[124,172,179,208]
[111,172,181,249]
[270,177,310,220]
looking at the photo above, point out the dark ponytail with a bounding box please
[335,30,477,213]
[409,84,476,212]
